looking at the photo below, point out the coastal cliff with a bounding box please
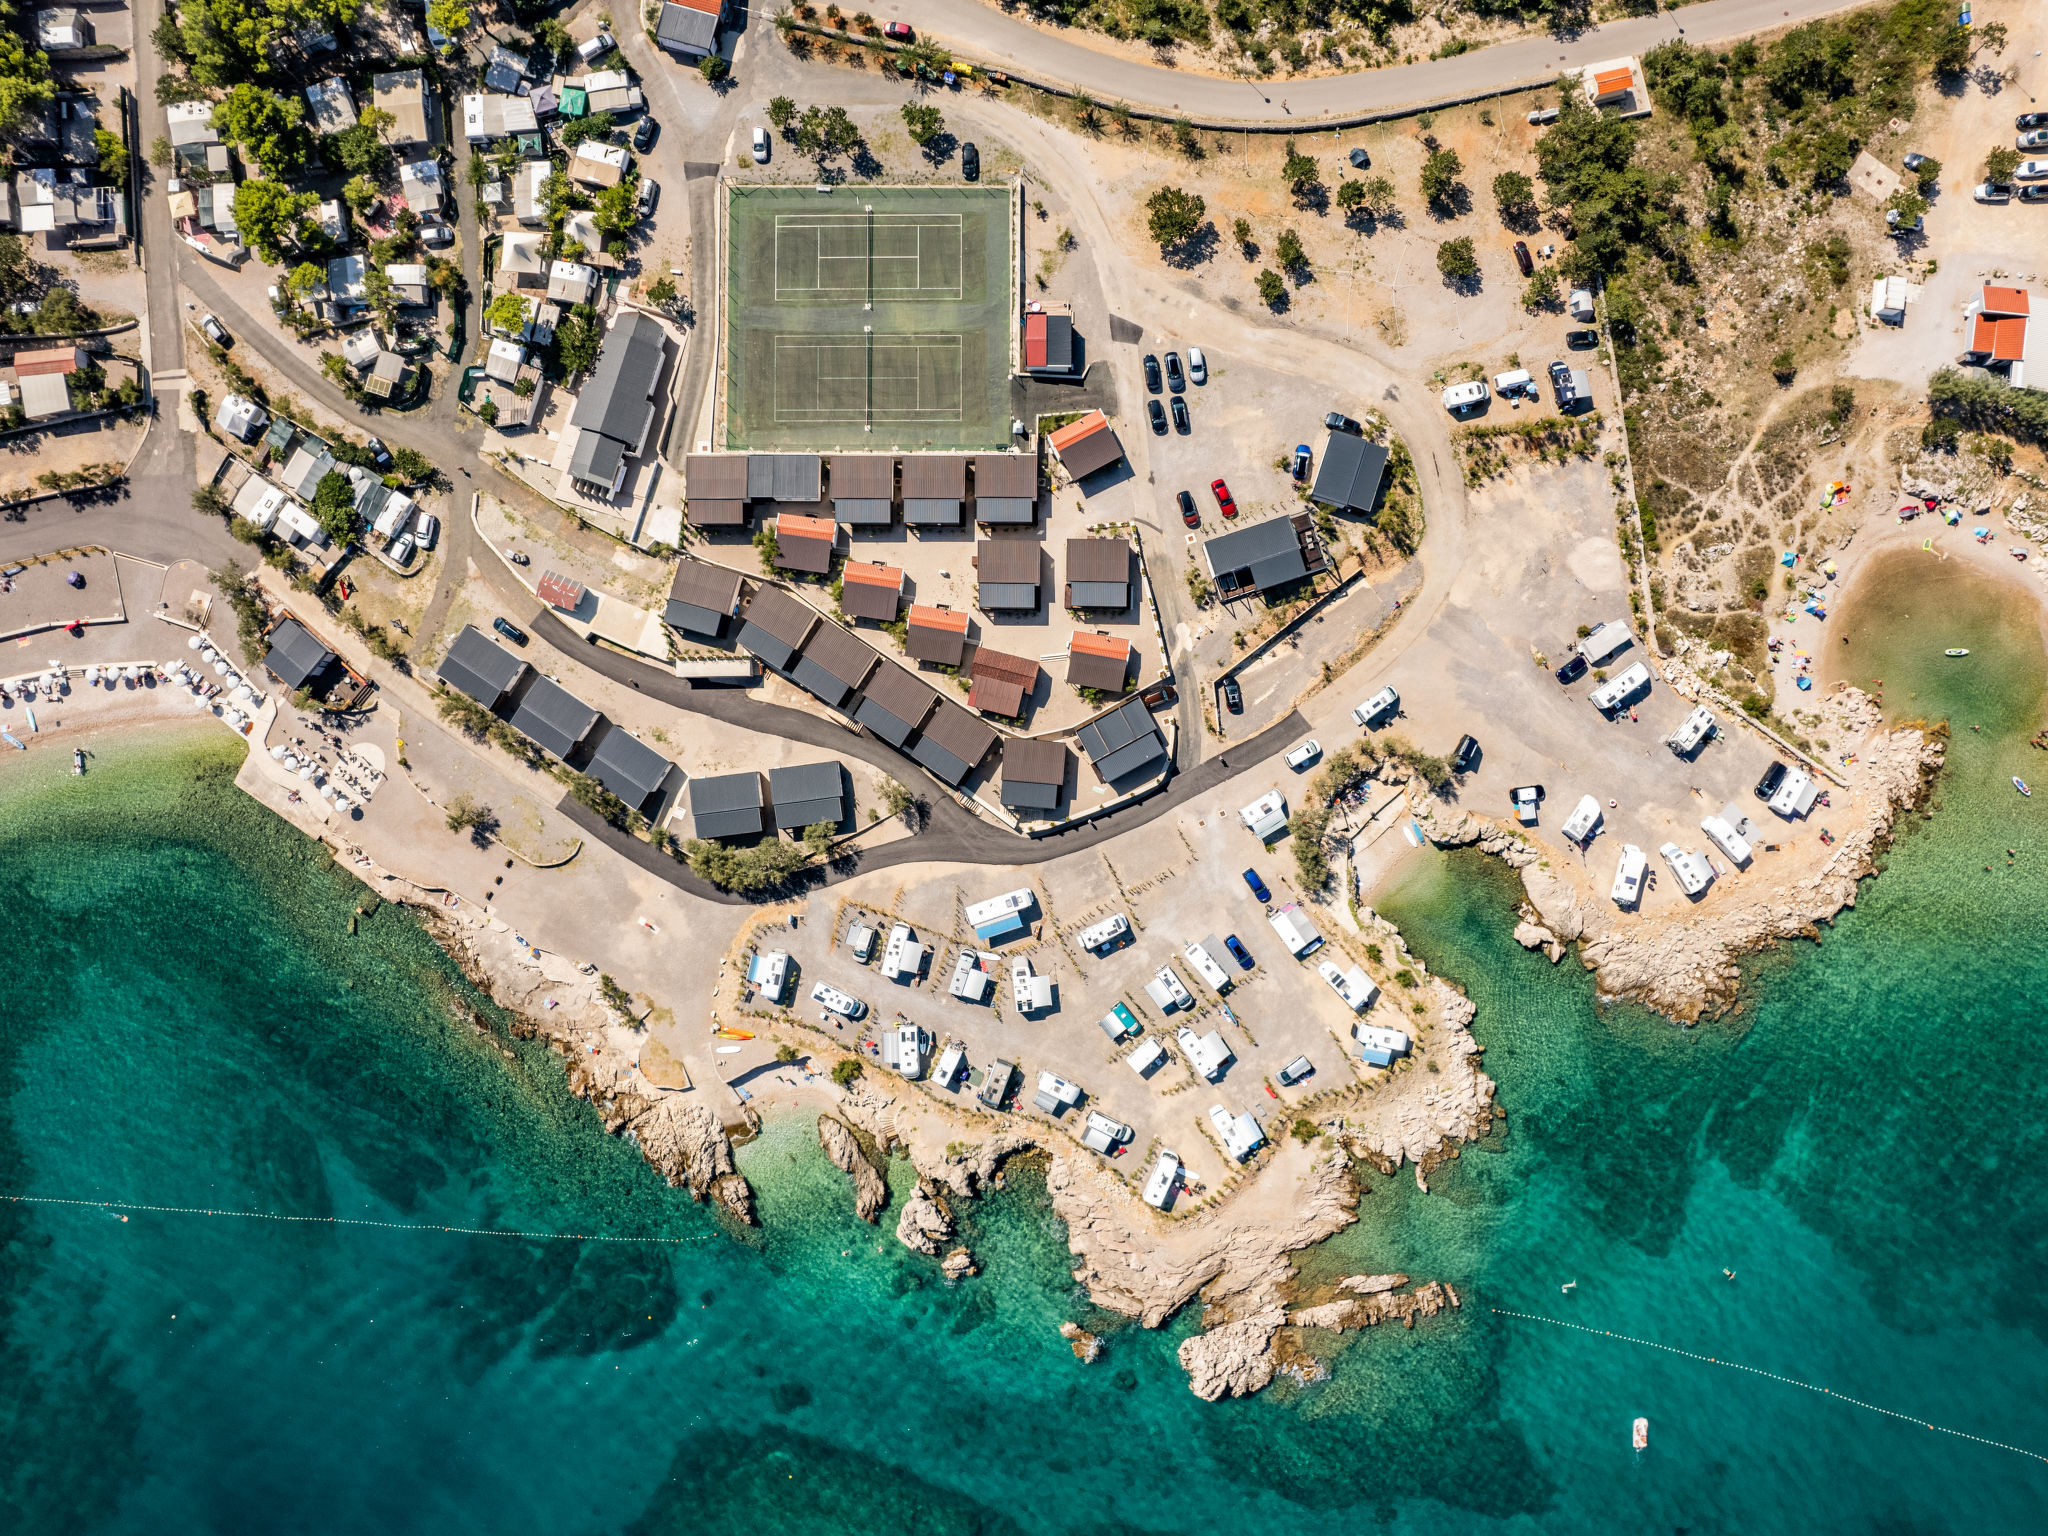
[1410,700,1942,1021]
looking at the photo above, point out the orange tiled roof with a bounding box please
[908,603,967,633]
[1981,285,2031,317]
[776,512,837,541]
[1973,314,2027,362]
[1046,410,1108,452]
[842,560,903,589]
[1069,631,1131,660]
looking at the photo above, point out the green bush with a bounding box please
[831,1058,863,1085]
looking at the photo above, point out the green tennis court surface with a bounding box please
[724,184,1015,452]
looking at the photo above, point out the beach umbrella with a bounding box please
[320,783,337,799]
[298,765,315,781]
[213,661,229,676]
[187,636,202,650]
[270,745,288,760]
[189,691,207,708]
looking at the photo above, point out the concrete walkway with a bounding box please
[909,0,1872,124]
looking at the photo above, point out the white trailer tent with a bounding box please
[1577,622,1632,665]
[1318,960,1380,1013]
[1210,1104,1264,1161]
[1238,790,1289,841]
[1183,940,1231,993]
[1146,966,1195,1012]
[1126,1036,1167,1077]
[1033,1071,1082,1115]
[1667,705,1716,755]
[1560,794,1603,844]
[880,1024,927,1080]
[1700,814,1753,866]
[1354,1023,1412,1066]
[1769,767,1820,818]
[1659,842,1715,896]
[1870,274,1908,325]
[1142,1150,1181,1208]
[1611,844,1648,906]
[1177,1025,1234,1080]
[1081,1111,1129,1154]
[1588,661,1652,711]
[747,950,790,1002]
[881,923,926,982]
[1076,913,1129,951]
[1268,904,1322,956]
[1011,958,1054,1014]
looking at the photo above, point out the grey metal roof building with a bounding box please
[683,453,748,527]
[654,0,720,58]
[585,725,676,815]
[853,664,938,747]
[1063,536,1132,610]
[999,736,1068,812]
[769,760,844,831]
[901,455,966,525]
[508,675,602,760]
[690,770,766,839]
[567,312,669,495]
[1076,696,1167,783]
[262,618,339,691]
[976,536,1041,611]
[736,586,819,671]
[747,453,821,503]
[437,623,532,711]
[972,455,1037,524]
[664,562,744,636]
[1307,433,1390,515]
[909,700,998,786]
[789,622,878,708]
[828,455,894,525]
[1200,513,1328,601]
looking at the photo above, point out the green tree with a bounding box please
[1335,179,1367,215]
[327,123,390,179]
[900,101,943,146]
[1255,268,1285,305]
[1231,215,1252,250]
[698,54,728,83]
[647,273,677,309]
[1534,88,1665,279]
[1280,138,1319,191]
[1908,155,1941,193]
[1492,169,1535,218]
[193,483,231,518]
[1883,188,1926,230]
[830,1058,863,1086]
[425,0,471,43]
[532,15,571,61]
[1985,146,2020,183]
[95,127,129,190]
[767,95,798,132]
[390,446,433,482]
[802,820,835,856]
[212,83,310,178]
[555,304,601,373]
[232,181,316,264]
[309,470,358,545]
[1144,186,1206,248]
[592,177,640,236]
[1419,146,1463,207]
[149,134,173,167]
[0,27,56,137]
[1521,263,1558,308]
[558,111,615,149]
[484,290,529,334]
[1360,175,1397,217]
[1275,227,1305,270]
[342,174,378,215]
[286,260,324,297]
[443,793,496,844]
[1436,237,1478,280]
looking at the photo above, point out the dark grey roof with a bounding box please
[585,725,674,812]
[973,456,1037,497]
[828,455,894,498]
[656,0,719,52]
[1000,737,1067,811]
[691,771,765,839]
[1064,536,1131,609]
[1203,516,1310,597]
[567,311,667,477]
[905,498,962,525]
[853,665,938,746]
[685,453,748,498]
[975,498,1035,524]
[833,498,893,525]
[508,674,601,759]
[979,583,1037,610]
[438,623,531,708]
[665,562,743,635]
[789,622,878,706]
[909,701,998,786]
[1307,433,1390,514]
[977,538,1039,606]
[262,618,337,690]
[569,430,626,490]
[901,456,966,497]
[1075,696,1166,782]
[747,453,821,501]
[736,586,819,670]
[1033,312,1073,370]
[1067,583,1127,608]
[769,760,844,830]
[685,499,747,527]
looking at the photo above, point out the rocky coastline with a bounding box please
[1408,693,1941,1021]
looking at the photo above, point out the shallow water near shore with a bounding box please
[4,551,2048,1533]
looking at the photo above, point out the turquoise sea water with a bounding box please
[5,555,2048,1533]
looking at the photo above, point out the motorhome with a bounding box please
[1588,662,1652,712]
[1667,705,1716,756]
[1659,842,1715,896]
[1611,844,1648,906]
[1560,794,1603,844]
[1578,621,1633,665]
[1075,913,1129,952]
[1700,814,1753,866]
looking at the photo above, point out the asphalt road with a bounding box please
[912,0,1876,123]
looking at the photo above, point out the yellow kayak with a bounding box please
[714,1028,756,1041]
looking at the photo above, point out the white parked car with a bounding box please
[2015,160,2048,181]
[752,126,771,163]
[412,513,438,550]
[1975,182,2012,203]
[1186,346,1207,384]
[387,533,415,565]
[1441,380,1489,413]
[2019,130,2048,150]
[1285,738,1321,771]
[1351,686,1398,727]
[809,981,867,1019]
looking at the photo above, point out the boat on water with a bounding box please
[1945,648,1970,657]
[2016,778,2032,798]
[1633,1417,1649,1451]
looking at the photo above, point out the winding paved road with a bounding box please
[914,0,1871,123]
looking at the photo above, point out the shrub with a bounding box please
[1255,269,1285,305]
[1275,227,1305,271]
[831,1058,863,1085]
[1492,169,1535,217]
[1436,237,1478,280]
[776,1043,801,1063]
[1145,186,1206,248]
[1419,146,1463,207]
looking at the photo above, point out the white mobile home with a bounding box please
[1210,1104,1264,1161]
[1667,705,1716,755]
[1318,961,1380,1013]
[1183,940,1231,993]
[1075,913,1129,952]
[1768,767,1820,818]
[1560,794,1603,844]
[1142,1150,1181,1208]
[1268,905,1322,957]
[881,923,925,982]
[1610,844,1647,906]
[1700,814,1753,866]
[1145,966,1195,1013]
[1177,1025,1233,1080]
[1659,842,1715,896]
[1126,1036,1167,1077]
[1011,958,1054,1014]
[1588,662,1652,712]
[1354,1023,1412,1066]
[1578,622,1632,666]
[747,950,790,1002]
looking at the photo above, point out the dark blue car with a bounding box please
[1224,934,1254,969]
[1242,869,1270,903]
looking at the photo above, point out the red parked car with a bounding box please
[884,21,914,40]
[1211,478,1238,518]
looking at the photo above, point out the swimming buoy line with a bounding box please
[1491,1308,2048,1465]
[5,1193,713,1247]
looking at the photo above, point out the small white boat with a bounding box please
[1945,648,1969,657]
[1632,1416,1649,1450]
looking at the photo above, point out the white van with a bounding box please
[1588,662,1651,712]
[1560,793,1602,844]
[1441,380,1490,413]
[1611,844,1647,906]
[1492,368,1534,398]
[1351,685,1399,727]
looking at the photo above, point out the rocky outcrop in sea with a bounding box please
[818,1113,888,1222]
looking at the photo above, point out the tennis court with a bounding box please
[724,184,1016,452]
